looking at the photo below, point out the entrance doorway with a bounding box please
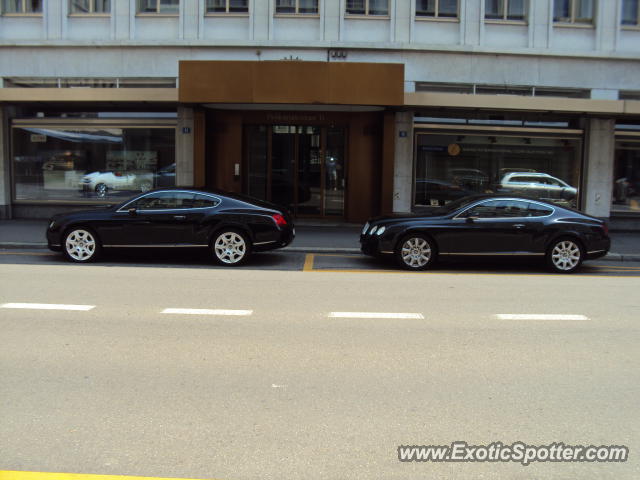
[244,125,346,217]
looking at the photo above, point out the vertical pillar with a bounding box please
[583,118,615,218]
[0,107,11,219]
[176,106,195,187]
[392,111,413,214]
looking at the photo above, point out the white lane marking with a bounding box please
[1,302,95,311]
[496,314,590,321]
[161,308,253,316]
[329,312,424,319]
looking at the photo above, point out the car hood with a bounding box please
[50,205,115,223]
[368,210,448,224]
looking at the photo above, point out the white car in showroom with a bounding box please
[80,170,153,198]
[498,172,577,202]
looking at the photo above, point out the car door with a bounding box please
[120,191,199,245]
[443,199,534,254]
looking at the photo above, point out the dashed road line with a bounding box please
[161,308,253,316]
[1,303,95,311]
[329,311,425,319]
[496,314,589,321]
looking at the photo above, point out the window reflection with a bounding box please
[12,125,176,202]
[414,133,581,209]
[612,139,640,213]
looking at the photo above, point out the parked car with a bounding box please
[47,188,295,265]
[498,172,577,201]
[80,170,154,197]
[360,194,609,273]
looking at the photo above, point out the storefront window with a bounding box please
[612,139,640,213]
[414,132,581,209]
[12,123,176,202]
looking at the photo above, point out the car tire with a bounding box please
[63,227,101,263]
[95,183,108,198]
[395,233,436,271]
[212,229,251,266]
[546,237,584,273]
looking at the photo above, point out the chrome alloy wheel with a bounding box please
[401,237,432,268]
[214,232,247,264]
[65,229,96,261]
[95,183,107,198]
[551,240,581,271]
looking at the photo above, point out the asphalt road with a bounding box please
[1,250,639,480]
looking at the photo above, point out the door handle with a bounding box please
[173,215,187,220]
[513,224,526,229]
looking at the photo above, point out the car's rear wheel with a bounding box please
[95,183,108,198]
[139,180,152,193]
[546,237,583,273]
[63,227,101,263]
[212,229,251,266]
[395,234,436,271]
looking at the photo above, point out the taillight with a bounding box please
[272,213,287,227]
[602,222,609,236]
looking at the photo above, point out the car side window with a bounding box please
[132,192,195,211]
[464,200,529,218]
[192,194,220,208]
[527,203,553,217]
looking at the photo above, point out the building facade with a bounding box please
[1,0,640,227]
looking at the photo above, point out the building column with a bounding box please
[583,118,615,218]
[0,107,11,219]
[176,106,195,187]
[392,111,414,213]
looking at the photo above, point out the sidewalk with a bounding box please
[1,219,639,261]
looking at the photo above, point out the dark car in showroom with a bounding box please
[47,188,295,266]
[360,195,610,273]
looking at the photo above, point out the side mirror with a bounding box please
[466,216,478,223]
[128,207,137,216]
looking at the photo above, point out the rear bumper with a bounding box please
[253,227,295,252]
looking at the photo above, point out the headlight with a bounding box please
[361,222,370,235]
[370,225,378,235]
[376,226,386,235]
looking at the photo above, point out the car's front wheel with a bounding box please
[212,229,251,266]
[395,234,436,271]
[63,227,101,263]
[546,237,584,273]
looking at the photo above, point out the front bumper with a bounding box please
[360,234,394,256]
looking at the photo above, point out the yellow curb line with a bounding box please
[302,253,315,272]
[0,472,217,480]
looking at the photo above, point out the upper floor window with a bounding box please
[276,0,318,14]
[2,0,42,14]
[137,0,179,14]
[416,0,458,19]
[485,0,527,21]
[346,0,388,16]
[622,0,639,26]
[69,0,110,14]
[207,0,248,13]
[553,0,595,24]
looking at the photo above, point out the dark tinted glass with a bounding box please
[192,194,220,208]
[527,202,553,217]
[133,192,194,210]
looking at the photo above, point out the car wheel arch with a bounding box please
[207,222,254,247]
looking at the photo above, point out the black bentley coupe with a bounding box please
[360,195,610,273]
[47,188,295,266]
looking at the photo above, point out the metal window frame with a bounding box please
[69,0,111,14]
[2,0,42,14]
[137,0,179,14]
[346,0,388,16]
[554,0,595,25]
[206,0,249,14]
[275,0,318,15]
[416,0,459,19]
[485,0,527,21]
[453,198,556,220]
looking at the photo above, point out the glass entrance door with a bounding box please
[245,124,346,217]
